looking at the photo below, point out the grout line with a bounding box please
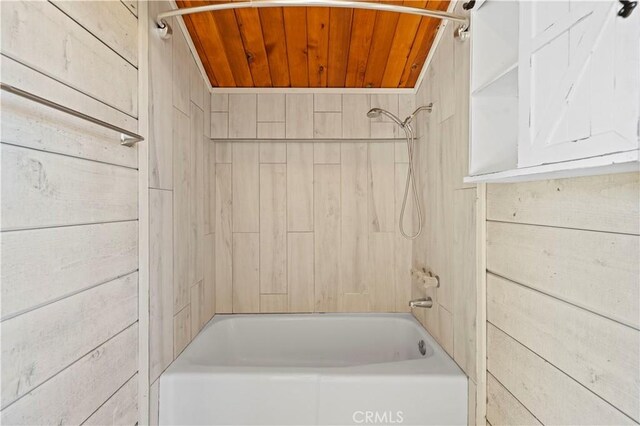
[1,218,139,234]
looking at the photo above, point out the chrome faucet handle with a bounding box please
[409,297,433,309]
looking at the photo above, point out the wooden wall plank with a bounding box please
[260,294,288,313]
[487,324,635,425]
[50,0,138,67]
[1,56,137,133]
[258,8,291,87]
[287,143,314,231]
[283,8,309,87]
[215,163,233,313]
[1,94,137,169]
[1,144,137,231]
[232,143,260,231]
[487,173,640,235]
[190,104,205,287]
[0,324,138,426]
[260,164,288,294]
[487,221,639,328]
[285,94,314,139]
[314,164,341,312]
[307,7,330,87]
[233,233,260,313]
[83,374,138,426]
[234,8,272,87]
[1,221,136,320]
[1,1,138,116]
[1,273,137,408]
[203,234,216,323]
[149,189,174,383]
[487,374,541,426]
[172,29,191,115]
[190,281,205,338]
[288,233,315,312]
[488,273,640,421]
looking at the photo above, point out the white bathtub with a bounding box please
[159,313,467,425]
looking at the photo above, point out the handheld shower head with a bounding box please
[366,108,383,118]
[366,108,404,126]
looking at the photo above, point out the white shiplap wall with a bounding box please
[1,1,140,424]
[485,172,640,426]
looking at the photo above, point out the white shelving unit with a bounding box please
[466,0,640,183]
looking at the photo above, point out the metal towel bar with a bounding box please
[1,82,144,147]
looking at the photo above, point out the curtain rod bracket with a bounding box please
[157,19,173,39]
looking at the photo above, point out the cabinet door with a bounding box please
[518,1,639,168]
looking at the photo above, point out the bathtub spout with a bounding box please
[409,297,433,309]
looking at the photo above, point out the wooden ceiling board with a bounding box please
[259,8,291,86]
[283,7,309,87]
[326,7,353,87]
[175,0,450,88]
[380,0,427,87]
[307,7,331,87]
[235,6,273,86]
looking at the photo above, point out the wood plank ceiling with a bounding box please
[176,0,450,88]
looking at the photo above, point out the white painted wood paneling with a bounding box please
[487,324,634,425]
[172,29,191,115]
[83,374,138,425]
[314,112,342,138]
[488,273,639,421]
[50,0,138,67]
[314,94,342,112]
[1,56,137,133]
[487,172,640,235]
[1,144,137,231]
[257,94,285,122]
[1,1,138,116]
[487,221,639,328]
[342,95,370,138]
[260,142,287,163]
[260,294,288,313]
[1,273,137,408]
[487,374,541,426]
[368,142,395,232]
[1,324,138,425]
[1,221,136,320]
[1,93,137,168]
[369,233,395,311]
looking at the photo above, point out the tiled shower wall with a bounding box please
[210,93,416,313]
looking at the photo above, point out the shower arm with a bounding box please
[402,104,434,127]
[155,0,469,40]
